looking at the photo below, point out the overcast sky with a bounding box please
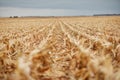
[0,0,120,17]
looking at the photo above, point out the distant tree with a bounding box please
[13,16,18,18]
[9,16,12,18]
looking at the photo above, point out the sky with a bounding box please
[0,0,120,17]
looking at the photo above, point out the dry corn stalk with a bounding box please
[0,16,120,80]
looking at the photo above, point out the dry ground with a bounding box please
[0,16,120,80]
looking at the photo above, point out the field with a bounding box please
[0,16,120,80]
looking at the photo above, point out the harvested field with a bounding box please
[0,16,120,80]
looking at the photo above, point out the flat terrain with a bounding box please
[0,16,120,80]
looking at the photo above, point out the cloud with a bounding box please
[0,0,120,10]
[0,7,120,17]
[0,7,77,17]
[0,0,120,16]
